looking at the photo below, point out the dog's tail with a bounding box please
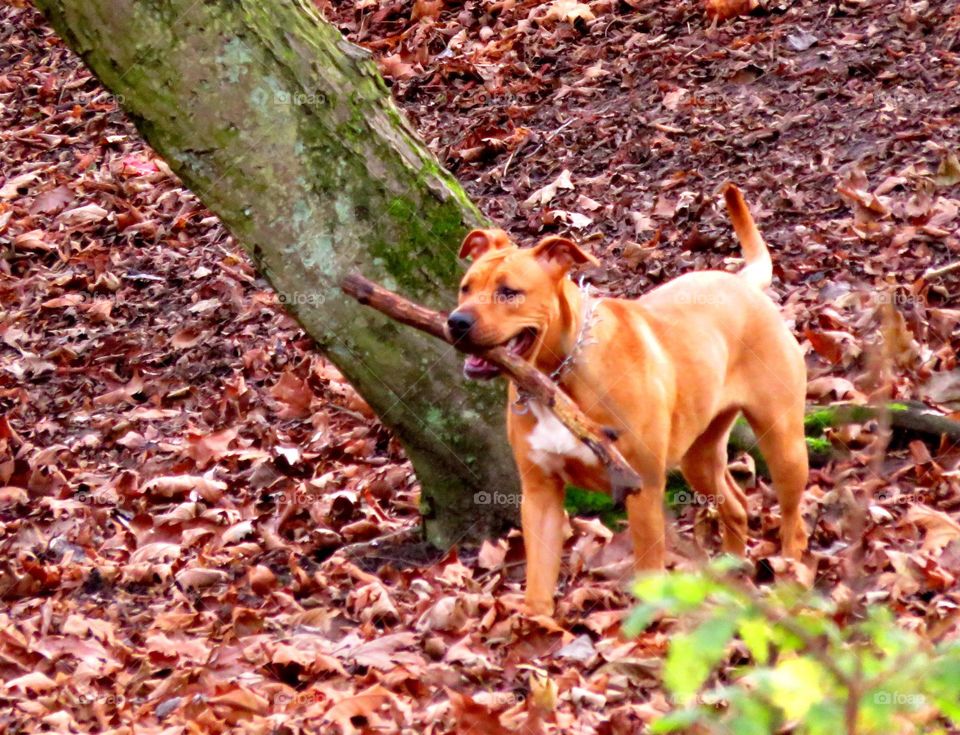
[723,183,772,290]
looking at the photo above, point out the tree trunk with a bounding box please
[34,0,520,546]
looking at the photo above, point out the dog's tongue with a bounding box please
[464,354,502,380]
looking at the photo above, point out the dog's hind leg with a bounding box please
[742,402,809,559]
[680,409,748,556]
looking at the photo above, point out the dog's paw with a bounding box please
[521,600,555,618]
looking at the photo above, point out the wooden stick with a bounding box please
[922,260,960,281]
[340,273,643,504]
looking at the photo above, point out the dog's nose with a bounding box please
[447,311,475,341]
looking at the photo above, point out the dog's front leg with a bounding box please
[626,476,667,572]
[519,468,565,616]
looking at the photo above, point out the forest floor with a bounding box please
[1,0,959,733]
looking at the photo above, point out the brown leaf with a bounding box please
[175,567,229,590]
[248,564,276,595]
[378,53,416,80]
[142,474,227,499]
[208,687,270,715]
[411,0,443,21]
[56,202,109,227]
[93,371,144,406]
[704,0,757,20]
[182,427,238,468]
[523,169,574,209]
[448,689,516,735]
[907,505,960,554]
[542,0,595,23]
[324,684,396,735]
[5,672,57,693]
[29,185,73,215]
[270,369,313,419]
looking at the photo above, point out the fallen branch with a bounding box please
[336,526,421,560]
[822,401,960,442]
[340,273,643,505]
[730,401,960,475]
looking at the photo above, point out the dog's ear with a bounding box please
[532,235,600,274]
[459,228,513,260]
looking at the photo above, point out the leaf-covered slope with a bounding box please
[1,1,959,732]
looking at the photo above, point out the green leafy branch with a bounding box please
[626,558,960,735]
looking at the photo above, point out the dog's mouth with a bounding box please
[463,327,538,380]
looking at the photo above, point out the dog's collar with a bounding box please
[550,282,600,384]
[512,282,600,416]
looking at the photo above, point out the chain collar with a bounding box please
[512,281,600,414]
[549,283,599,383]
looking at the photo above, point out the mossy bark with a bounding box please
[34,0,520,546]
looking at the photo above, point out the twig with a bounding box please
[340,273,643,504]
[922,260,960,280]
[335,526,420,560]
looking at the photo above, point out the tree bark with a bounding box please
[34,0,520,546]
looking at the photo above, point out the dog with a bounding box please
[447,185,809,616]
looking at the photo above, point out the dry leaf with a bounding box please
[704,0,757,20]
[56,202,109,226]
[143,474,228,499]
[543,0,595,23]
[523,169,575,209]
[324,684,396,735]
[907,506,960,554]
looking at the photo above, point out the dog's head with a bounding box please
[448,228,599,380]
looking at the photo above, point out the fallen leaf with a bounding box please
[5,672,57,693]
[907,506,960,554]
[543,0,595,24]
[56,202,109,227]
[523,169,574,209]
[142,474,228,499]
[704,0,757,21]
[324,684,396,735]
[934,150,960,187]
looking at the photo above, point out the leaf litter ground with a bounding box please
[1,1,960,732]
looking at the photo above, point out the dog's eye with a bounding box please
[460,284,470,294]
[497,286,523,301]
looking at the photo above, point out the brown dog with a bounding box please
[448,185,808,616]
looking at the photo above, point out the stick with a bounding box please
[922,260,960,280]
[730,401,960,476]
[815,401,960,442]
[340,273,643,504]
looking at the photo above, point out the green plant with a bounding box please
[564,474,692,529]
[626,558,960,735]
[564,485,625,528]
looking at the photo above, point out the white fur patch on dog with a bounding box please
[527,401,599,474]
